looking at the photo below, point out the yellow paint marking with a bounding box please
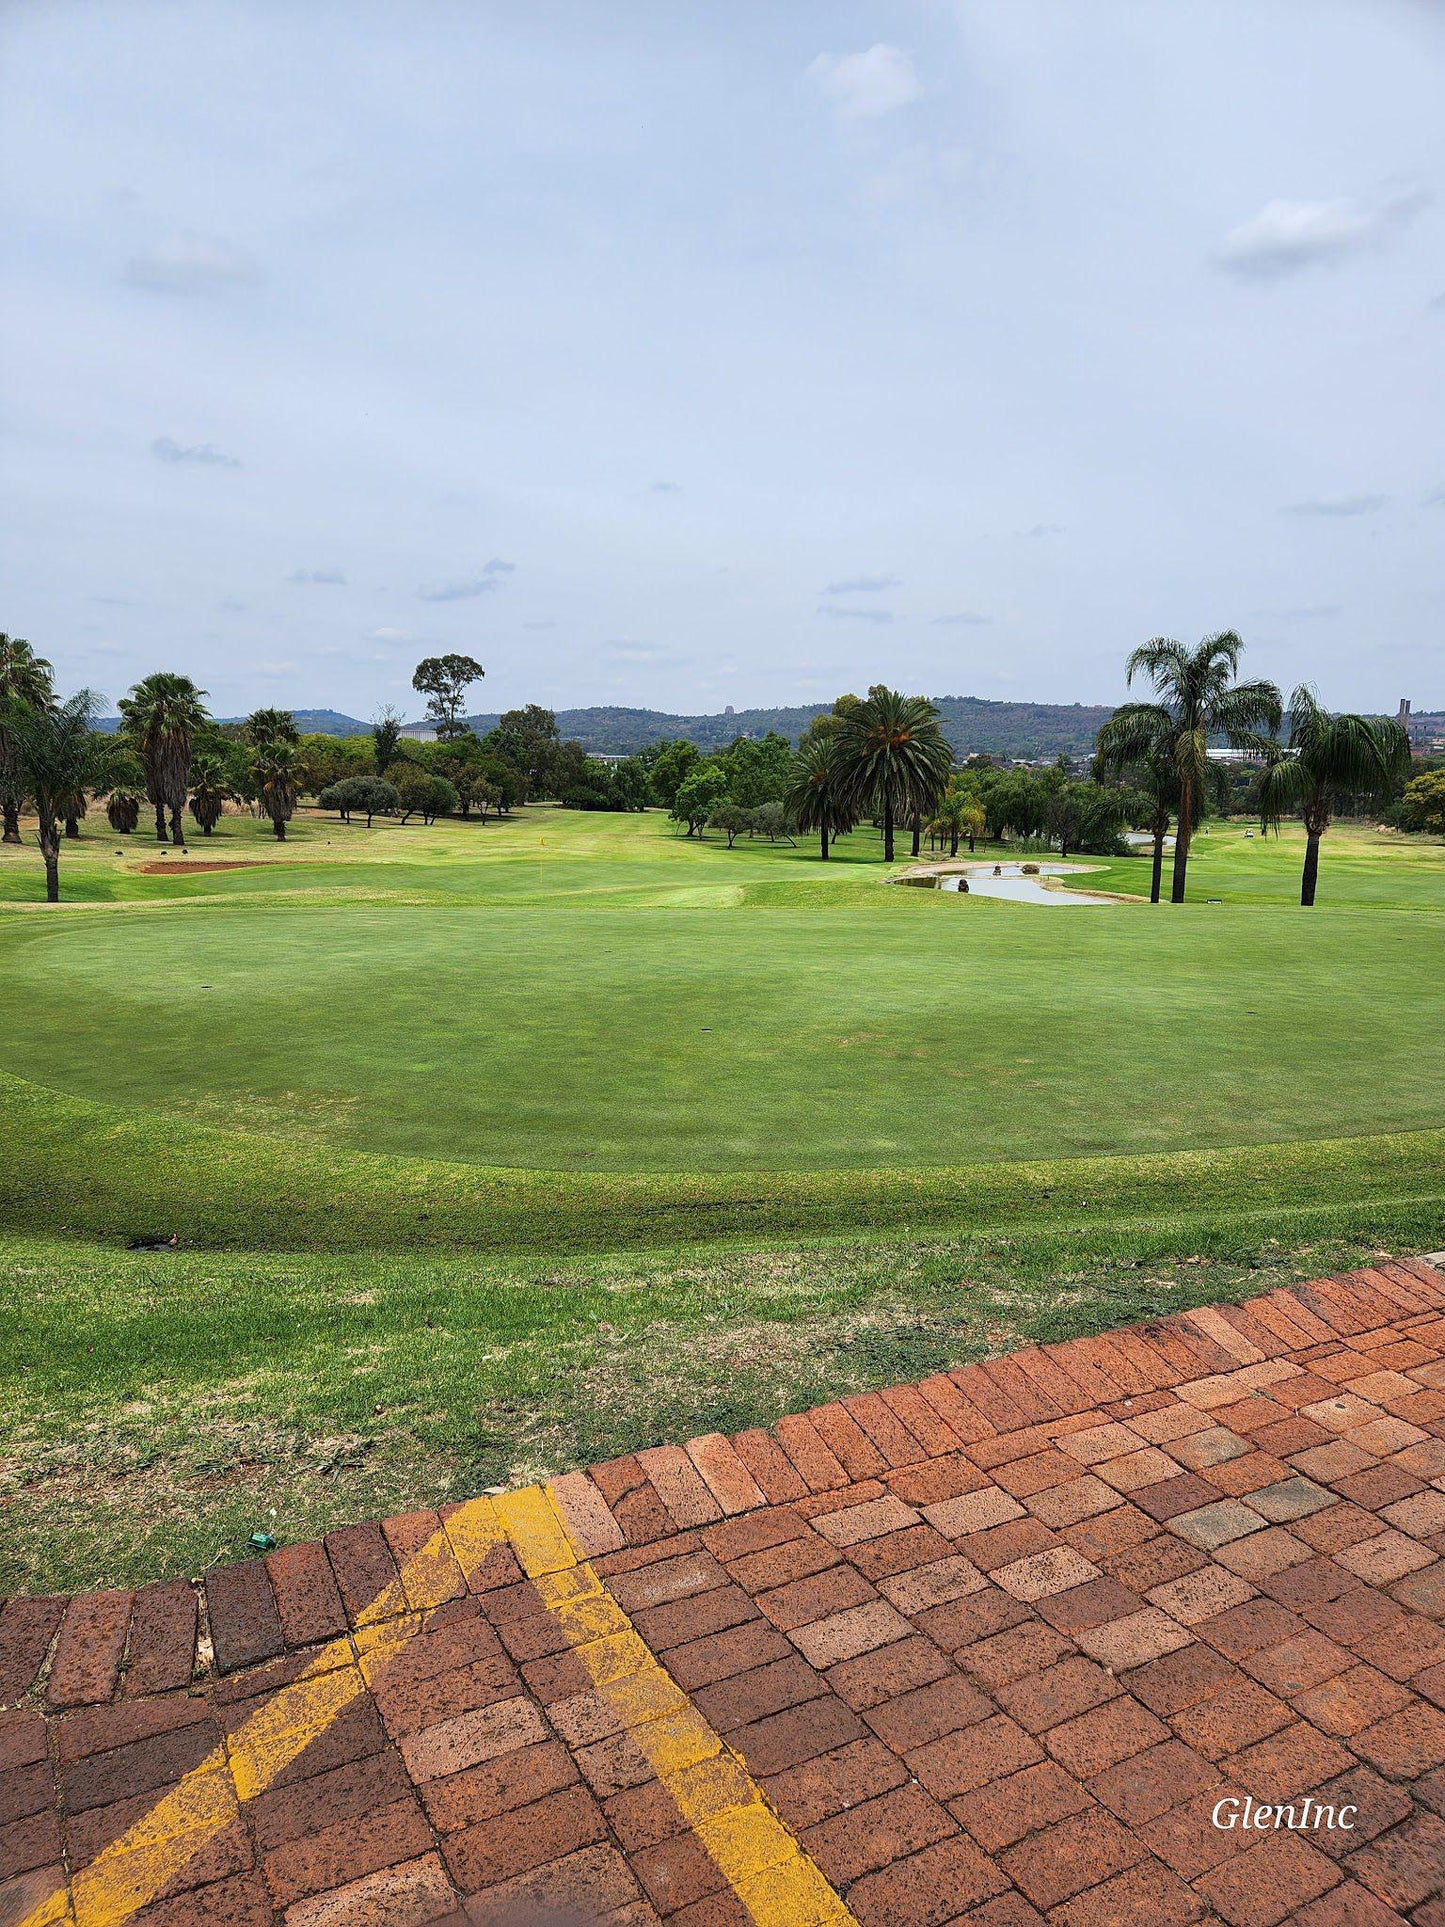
[521,1483,859,1927]
[19,1482,857,1927]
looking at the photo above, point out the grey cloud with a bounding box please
[287,568,347,585]
[124,232,260,295]
[1020,523,1064,538]
[1217,189,1429,281]
[152,436,241,468]
[932,612,991,627]
[823,574,899,594]
[1424,487,1445,507]
[650,481,681,494]
[816,603,892,624]
[1282,495,1387,518]
[416,559,513,601]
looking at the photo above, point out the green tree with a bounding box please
[1396,769,1445,835]
[783,735,855,860]
[709,801,751,847]
[252,740,302,840]
[836,688,953,862]
[721,733,793,809]
[188,750,231,836]
[372,706,404,775]
[671,764,729,836]
[1257,687,1411,906]
[1113,633,1280,902]
[391,763,458,823]
[488,704,562,792]
[412,655,484,740]
[318,776,398,826]
[118,671,210,846]
[648,739,700,809]
[4,689,102,900]
[242,707,299,747]
[0,633,55,844]
[105,785,143,834]
[1095,707,1182,905]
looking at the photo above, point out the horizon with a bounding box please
[3,3,1443,717]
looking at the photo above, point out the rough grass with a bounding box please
[5,1216,1439,1594]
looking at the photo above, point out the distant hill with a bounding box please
[452,697,1120,760]
[97,708,369,737]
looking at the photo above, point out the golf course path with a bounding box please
[6,1262,1445,1927]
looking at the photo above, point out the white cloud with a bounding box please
[824,574,899,594]
[416,560,513,601]
[287,568,347,585]
[806,45,922,122]
[152,437,240,468]
[124,232,260,295]
[1216,190,1429,280]
[932,612,991,627]
[816,603,892,624]
[1282,495,1387,518]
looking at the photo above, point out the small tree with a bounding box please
[5,689,103,900]
[372,705,404,775]
[1395,769,1445,835]
[391,763,458,823]
[318,775,399,826]
[0,633,55,844]
[412,655,484,740]
[671,764,728,837]
[106,785,143,834]
[188,751,231,835]
[709,802,751,847]
[784,736,855,861]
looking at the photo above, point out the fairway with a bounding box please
[3,805,1443,1593]
[1,809,1442,1173]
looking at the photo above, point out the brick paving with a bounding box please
[5,1259,1445,1925]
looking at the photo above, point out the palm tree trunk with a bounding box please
[154,802,167,841]
[273,817,286,840]
[883,796,894,863]
[170,807,184,846]
[820,822,829,860]
[1170,779,1192,903]
[38,824,60,902]
[1301,833,1321,907]
[64,815,80,839]
[1150,831,1164,904]
[2,803,20,844]
[911,810,921,858]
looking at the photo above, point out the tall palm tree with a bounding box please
[836,688,954,863]
[1257,687,1410,906]
[118,672,210,845]
[243,706,299,747]
[1116,633,1279,902]
[783,735,855,860]
[252,740,301,840]
[188,751,231,835]
[0,634,55,844]
[4,689,102,900]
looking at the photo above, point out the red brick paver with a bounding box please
[5,1259,1445,1925]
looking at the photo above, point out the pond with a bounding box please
[915,862,1118,906]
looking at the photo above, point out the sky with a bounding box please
[2,0,1442,722]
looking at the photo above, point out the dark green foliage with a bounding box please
[317,775,400,826]
[3,689,104,899]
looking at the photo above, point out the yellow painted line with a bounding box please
[496,1484,859,1927]
[20,1491,857,1927]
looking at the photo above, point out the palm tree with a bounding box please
[1257,687,1410,906]
[1116,633,1280,902]
[243,706,299,747]
[1094,710,1180,905]
[836,688,954,863]
[4,689,102,900]
[783,736,856,860]
[118,672,210,845]
[0,634,55,844]
[106,785,144,834]
[188,751,231,835]
[253,740,301,839]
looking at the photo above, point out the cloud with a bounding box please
[217,598,247,612]
[287,568,347,586]
[650,481,681,494]
[1425,486,1445,507]
[416,559,514,601]
[124,232,260,295]
[1282,495,1387,518]
[1216,189,1429,280]
[932,612,992,626]
[823,574,900,594]
[816,603,892,624]
[366,626,414,643]
[1020,523,1064,539]
[523,619,557,631]
[152,436,240,468]
[806,45,922,121]
[605,640,684,665]
[90,595,136,607]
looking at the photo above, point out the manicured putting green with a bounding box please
[0,812,1440,1171]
